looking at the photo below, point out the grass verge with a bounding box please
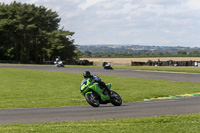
[113,66,200,74]
[1,113,200,133]
[0,68,200,108]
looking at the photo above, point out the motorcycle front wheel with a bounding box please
[85,92,100,107]
[110,91,122,106]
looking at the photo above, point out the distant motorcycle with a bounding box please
[102,62,113,70]
[54,61,64,67]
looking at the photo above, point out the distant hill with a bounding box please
[78,45,200,58]
[78,45,198,53]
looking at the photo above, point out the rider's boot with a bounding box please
[105,88,115,98]
[102,88,114,98]
[102,88,108,95]
[109,91,115,98]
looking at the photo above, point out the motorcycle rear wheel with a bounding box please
[85,92,100,107]
[110,91,122,106]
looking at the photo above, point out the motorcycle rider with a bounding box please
[81,71,114,97]
[102,61,113,70]
[55,58,60,63]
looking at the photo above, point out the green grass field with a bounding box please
[1,113,200,133]
[114,66,200,74]
[0,68,200,108]
[1,67,200,132]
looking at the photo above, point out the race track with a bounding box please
[0,66,200,124]
[1,66,200,83]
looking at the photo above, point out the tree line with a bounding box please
[78,45,200,58]
[80,50,200,58]
[0,2,77,63]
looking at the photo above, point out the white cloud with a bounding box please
[78,0,106,10]
[0,0,200,46]
[0,0,14,4]
[187,0,200,9]
[25,0,39,3]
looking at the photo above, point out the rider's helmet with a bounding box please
[83,71,91,78]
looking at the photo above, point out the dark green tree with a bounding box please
[0,2,76,63]
[177,50,187,55]
[46,30,76,60]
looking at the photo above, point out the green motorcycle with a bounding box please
[80,80,122,107]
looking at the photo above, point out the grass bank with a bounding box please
[113,66,200,74]
[0,68,200,108]
[1,113,200,133]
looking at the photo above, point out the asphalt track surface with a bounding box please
[1,66,200,83]
[0,66,200,124]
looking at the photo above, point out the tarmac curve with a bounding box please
[0,66,200,124]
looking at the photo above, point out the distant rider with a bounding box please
[80,71,113,97]
[55,58,60,64]
[102,61,110,67]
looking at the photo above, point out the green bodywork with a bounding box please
[80,78,112,101]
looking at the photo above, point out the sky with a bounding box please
[1,0,200,47]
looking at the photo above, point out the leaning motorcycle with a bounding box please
[102,62,113,70]
[54,61,65,67]
[80,81,122,107]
